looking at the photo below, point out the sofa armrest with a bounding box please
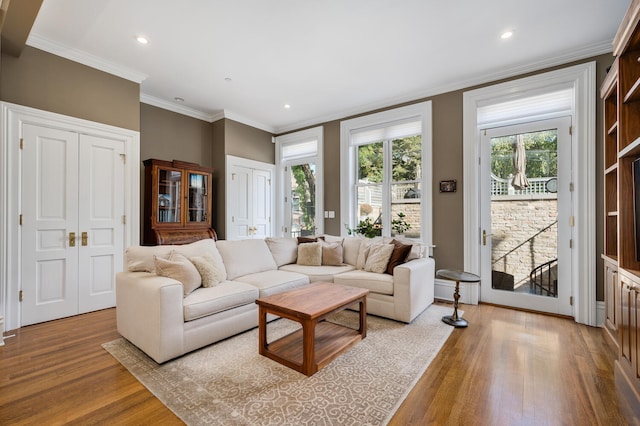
[116,271,185,363]
[392,257,435,323]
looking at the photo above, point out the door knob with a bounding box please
[81,232,88,246]
[69,232,76,247]
[482,230,487,246]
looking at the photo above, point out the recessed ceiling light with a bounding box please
[224,77,233,82]
[136,35,149,45]
[174,97,184,102]
[501,31,513,40]
[284,104,291,109]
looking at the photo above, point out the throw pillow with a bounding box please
[321,241,343,266]
[385,239,413,275]
[364,243,395,274]
[154,251,201,296]
[265,237,298,267]
[297,242,322,266]
[190,254,226,287]
[297,236,318,244]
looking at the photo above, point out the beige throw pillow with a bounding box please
[297,242,322,266]
[190,254,226,287]
[364,243,395,274]
[321,241,344,266]
[154,251,201,295]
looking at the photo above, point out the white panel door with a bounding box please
[228,165,252,239]
[78,135,125,313]
[252,169,272,239]
[21,124,80,325]
[21,125,126,325]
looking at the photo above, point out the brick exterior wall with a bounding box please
[491,198,557,288]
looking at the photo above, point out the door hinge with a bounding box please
[122,215,126,224]
[19,290,23,302]
[285,196,288,203]
[570,296,573,306]
[268,179,271,185]
[284,227,288,233]
[19,214,22,225]
[232,216,235,223]
[20,138,24,149]
[569,216,575,227]
[569,239,573,249]
[569,126,573,135]
[231,173,236,180]
[120,153,126,164]
[569,182,574,192]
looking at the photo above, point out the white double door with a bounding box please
[21,123,125,326]
[228,162,273,240]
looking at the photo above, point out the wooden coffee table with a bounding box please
[256,282,368,376]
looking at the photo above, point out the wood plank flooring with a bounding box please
[0,303,631,425]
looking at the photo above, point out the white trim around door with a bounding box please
[0,102,140,331]
[462,62,597,325]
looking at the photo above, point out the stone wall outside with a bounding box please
[491,198,557,287]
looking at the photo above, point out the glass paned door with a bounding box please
[187,172,208,224]
[288,162,317,237]
[480,117,572,315]
[157,168,182,223]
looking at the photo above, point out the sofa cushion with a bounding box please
[321,241,343,266]
[383,236,426,260]
[190,254,226,287]
[216,239,278,280]
[297,242,322,266]
[279,264,356,282]
[355,238,384,270]
[125,238,226,277]
[183,281,259,321]
[342,237,361,266]
[265,237,298,267]
[385,239,413,275]
[233,270,309,297]
[154,251,201,295]
[364,243,394,273]
[334,270,394,295]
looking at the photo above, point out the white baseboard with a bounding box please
[596,301,605,327]
[434,278,479,305]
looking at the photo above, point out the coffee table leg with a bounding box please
[258,306,268,354]
[302,319,316,376]
[358,297,367,338]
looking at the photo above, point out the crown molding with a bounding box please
[26,33,148,83]
[140,94,217,122]
[273,40,613,134]
[222,110,275,133]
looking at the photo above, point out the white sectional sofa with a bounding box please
[116,236,434,363]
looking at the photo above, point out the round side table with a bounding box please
[436,269,480,328]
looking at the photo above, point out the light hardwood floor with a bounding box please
[0,303,632,425]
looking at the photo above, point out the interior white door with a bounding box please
[252,169,272,239]
[21,124,80,325]
[21,125,125,325]
[78,135,125,313]
[228,165,252,239]
[479,117,572,315]
[227,163,273,240]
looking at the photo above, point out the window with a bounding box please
[341,102,432,245]
[275,127,323,237]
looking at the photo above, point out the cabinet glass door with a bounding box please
[157,168,182,223]
[187,172,208,224]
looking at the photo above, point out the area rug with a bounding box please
[103,304,457,425]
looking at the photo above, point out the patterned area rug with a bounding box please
[103,304,457,425]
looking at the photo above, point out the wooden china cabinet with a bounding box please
[601,0,640,417]
[143,159,216,245]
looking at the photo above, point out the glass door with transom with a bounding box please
[285,160,318,237]
[479,117,572,315]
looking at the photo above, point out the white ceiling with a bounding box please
[28,0,630,134]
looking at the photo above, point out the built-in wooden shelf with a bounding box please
[605,164,619,175]
[608,122,619,135]
[619,135,640,158]
[608,211,619,217]
[623,77,640,103]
